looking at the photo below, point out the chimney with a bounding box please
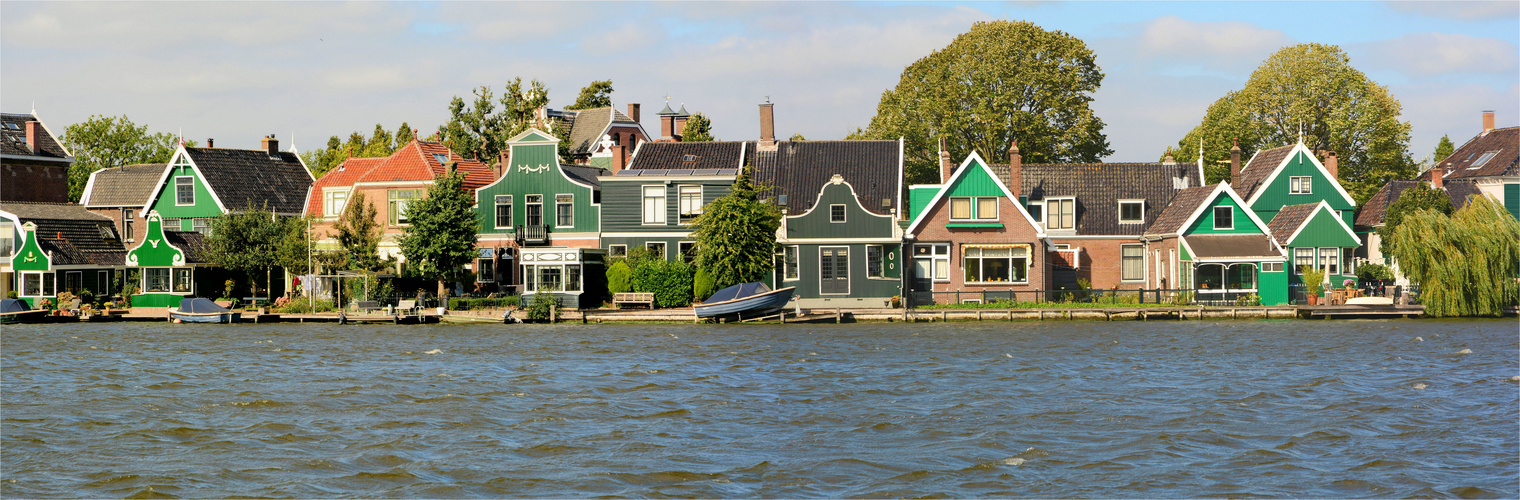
[1483,110,1495,134]
[939,136,953,184]
[1321,150,1338,181]
[24,120,40,155]
[207,138,214,148]
[759,100,776,145]
[1163,147,1175,165]
[1430,167,1443,190]
[673,105,690,139]
[612,144,627,174]
[1229,138,1241,183]
[627,103,641,125]
[261,134,279,155]
[1007,139,1022,197]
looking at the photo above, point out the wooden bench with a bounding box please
[353,300,382,312]
[613,292,655,309]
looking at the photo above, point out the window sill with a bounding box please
[946,222,1004,228]
[965,281,1029,286]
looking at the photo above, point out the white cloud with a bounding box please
[1385,1,1519,21]
[1392,81,1520,161]
[320,65,438,93]
[1352,32,1518,78]
[1133,16,1292,70]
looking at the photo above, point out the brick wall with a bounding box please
[909,196,1046,300]
[1,161,69,203]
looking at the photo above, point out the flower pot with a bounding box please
[1306,294,1319,306]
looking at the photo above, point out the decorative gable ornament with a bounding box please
[126,212,186,267]
[12,222,51,272]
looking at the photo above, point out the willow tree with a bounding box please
[863,20,1111,184]
[1387,195,1519,317]
[691,167,781,289]
[1170,44,1415,199]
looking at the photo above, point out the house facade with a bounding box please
[1268,201,1360,295]
[79,163,168,246]
[1144,183,1290,305]
[124,212,219,307]
[600,141,740,262]
[1,203,128,306]
[1,112,73,204]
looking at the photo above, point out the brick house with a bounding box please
[1,112,74,203]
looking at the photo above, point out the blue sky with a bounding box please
[2,1,1515,163]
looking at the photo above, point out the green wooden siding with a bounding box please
[787,181,896,239]
[127,215,186,268]
[1505,183,1519,220]
[474,140,600,235]
[908,186,938,221]
[947,159,1005,198]
[148,164,221,221]
[1186,193,1264,235]
[780,242,902,299]
[1250,150,1354,226]
[11,223,49,272]
[599,179,732,235]
[1283,208,1359,248]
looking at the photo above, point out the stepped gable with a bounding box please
[1438,126,1517,179]
[1145,184,1215,236]
[1267,202,1319,244]
[183,146,312,213]
[1,202,125,265]
[356,140,493,190]
[747,140,900,216]
[626,141,745,171]
[0,113,68,158]
[304,157,384,216]
[83,163,167,207]
[1017,162,1203,235]
[1235,144,1295,199]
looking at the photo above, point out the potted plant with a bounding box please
[1300,266,1326,305]
[889,295,902,308]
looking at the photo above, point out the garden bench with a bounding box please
[397,300,420,315]
[353,300,382,313]
[613,292,655,309]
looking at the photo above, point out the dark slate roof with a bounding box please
[1355,180,1419,227]
[164,230,211,264]
[561,164,606,189]
[0,113,69,159]
[83,163,167,207]
[615,168,739,177]
[1186,234,1279,259]
[1445,179,1484,210]
[1017,162,1203,235]
[1268,203,1319,244]
[1236,144,1294,200]
[183,146,312,214]
[628,141,746,171]
[1146,184,1215,236]
[1438,126,1518,179]
[2,202,126,266]
[748,140,901,216]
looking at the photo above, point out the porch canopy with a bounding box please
[1184,234,1282,293]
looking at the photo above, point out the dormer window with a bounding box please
[1118,200,1144,223]
[1047,198,1075,230]
[682,154,700,162]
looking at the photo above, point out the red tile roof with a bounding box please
[356,140,494,190]
[305,157,384,216]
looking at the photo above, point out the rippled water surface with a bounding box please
[3,319,1517,498]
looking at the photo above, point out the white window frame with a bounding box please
[20,271,55,297]
[1262,262,1284,273]
[1212,206,1234,230]
[143,268,170,293]
[172,267,193,293]
[962,246,1029,284]
[975,197,998,220]
[494,195,513,229]
[1294,248,1314,274]
[819,246,850,295]
[914,243,952,282]
[642,185,666,225]
[949,197,972,220]
[1290,176,1312,195]
[608,244,627,258]
[524,194,543,226]
[1118,200,1144,224]
[1047,197,1075,230]
[866,244,884,278]
[555,193,574,228]
[678,185,703,222]
[1121,244,1144,282]
[324,189,348,217]
[678,241,696,263]
[830,204,847,223]
[646,241,667,260]
[1320,247,1340,276]
[175,176,195,206]
[784,245,800,281]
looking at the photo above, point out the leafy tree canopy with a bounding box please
[61,115,186,202]
[1378,181,1454,258]
[1169,43,1415,202]
[691,167,781,289]
[275,215,315,276]
[862,20,1112,184]
[300,122,412,178]
[436,78,549,165]
[333,191,385,272]
[682,112,715,142]
[397,164,480,298]
[1433,134,1455,163]
[789,133,806,141]
[567,79,614,110]
[206,204,287,295]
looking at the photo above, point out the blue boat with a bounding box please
[0,298,50,324]
[695,283,796,319]
[170,298,242,324]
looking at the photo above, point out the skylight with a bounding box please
[1470,150,1499,169]
[432,153,450,165]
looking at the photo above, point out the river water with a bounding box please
[2,319,1516,498]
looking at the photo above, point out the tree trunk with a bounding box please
[438,279,448,309]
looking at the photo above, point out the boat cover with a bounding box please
[0,298,31,313]
[703,282,772,304]
[177,298,231,313]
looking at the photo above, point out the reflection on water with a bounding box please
[3,320,1516,498]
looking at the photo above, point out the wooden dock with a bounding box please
[1298,304,1426,319]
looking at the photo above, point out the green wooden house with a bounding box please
[1145,182,1290,305]
[473,128,606,301]
[1268,200,1361,296]
[1234,141,1356,227]
[2,203,129,307]
[123,212,216,307]
[600,141,742,261]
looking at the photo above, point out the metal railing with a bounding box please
[906,288,1252,307]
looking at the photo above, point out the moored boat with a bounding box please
[170,298,242,324]
[695,282,796,319]
[0,298,52,324]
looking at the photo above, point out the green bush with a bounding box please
[275,298,336,313]
[1300,265,1327,297]
[1357,263,1395,282]
[526,293,560,322]
[693,267,716,301]
[6,290,16,299]
[447,297,520,310]
[631,259,694,307]
[607,260,633,295]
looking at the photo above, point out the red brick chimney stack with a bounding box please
[207,138,214,148]
[660,114,675,141]
[1008,139,1022,197]
[1483,110,1495,134]
[759,101,776,145]
[24,121,40,155]
[627,103,641,125]
[1322,150,1338,180]
[939,136,952,184]
[1430,167,1444,190]
[1229,138,1241,183]
[612,144,627,174]
[262,134,279,155]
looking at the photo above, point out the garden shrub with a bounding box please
[607,260,633,295]
[631,259,694,307]
[447,297,520,310]
[693,267,716,301]
[526,293,560,322]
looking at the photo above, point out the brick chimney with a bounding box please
[1229,138,1241,183]
[1007,139,1022,197]
[627,103,641,125]
[207,138,214,148]
[494,149,509,180]
[658,102,677,142]
[612,144,627,174]
[1483,110,1495,135]
[673,105,690,139]
[261,134,279,155]
[1163,147,1175,165]
[759,101,776,145]
[939,136,953,184]
[24,120,40,155]
[1321,150,1338,180]
[1430,167,1443,190]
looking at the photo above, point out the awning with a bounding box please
[1183,234,1280,260]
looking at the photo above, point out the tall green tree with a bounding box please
[1171,43,1415,201]
[691,167,781,289]
[300,123,410,178]
[397,163,480,299]
[333,191,384,271]
[206,204,287,297]
[275,215,314,276]
[1432,134,1455,163]
[567,79,614,110]
[1386,195,1519,317]
[862,20,1111,184]
[682,113,715,142]
[437,78,550,164]
[1378,182,1454,259]
[60,115,185,202]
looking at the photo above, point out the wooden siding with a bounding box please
[474,141,600,237]
[947,160,1006,198]
[778,242,902,299]
[599,178,732,234]
[786,181,896,239]
[1186,193,1264,235]
[148,164,220,223]
[1284,208,1359,248]
[1250,150,1355,226]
